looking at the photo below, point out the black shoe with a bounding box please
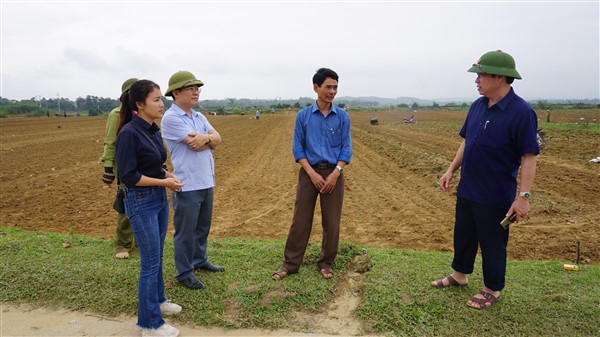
[179,275,206,290]
[196,262,225,272]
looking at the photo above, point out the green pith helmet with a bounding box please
[165,71,204,97]
[467,50,522,79]
[121,78,139,94]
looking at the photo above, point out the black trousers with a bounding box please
[451,197,510,291]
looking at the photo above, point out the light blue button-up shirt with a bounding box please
[292,103,352,165]
[161,104,215,191]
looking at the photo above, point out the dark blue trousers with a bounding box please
[451,197,510,291]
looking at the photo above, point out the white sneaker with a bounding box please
[160,300,182,315]
[142,323,179,337]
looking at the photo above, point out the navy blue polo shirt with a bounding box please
[457,88,539,209]
[115,115,167,187]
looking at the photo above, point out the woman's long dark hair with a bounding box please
[118,80,160,133]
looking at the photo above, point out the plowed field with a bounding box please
[1,109,599,264]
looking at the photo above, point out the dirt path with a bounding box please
[0,303,345,337]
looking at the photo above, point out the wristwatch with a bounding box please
[206,134,212,144]
[518,191,531,200]
[336,165,343,173]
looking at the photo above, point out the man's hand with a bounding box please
[308,170,326,191]
[102,167,115,185]
[439,171,454,192]
[507,198,531,222]
[164,177,185,191]
[320,170,340,193]
[184,132,211,151]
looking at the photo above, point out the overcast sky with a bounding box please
[1,0,599,102]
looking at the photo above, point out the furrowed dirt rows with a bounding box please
[1,110,599,264]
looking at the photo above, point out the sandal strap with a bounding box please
[468,291,501,308]
[445,275,460,286]
[434,275,459,287]
[479,290,499,301]
[272,267,288,278]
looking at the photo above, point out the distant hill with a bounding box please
[200,96,599,109]
[336,96,434,106]
[336,96,599,106]
[334,96,476,106]
[199,96,471,109]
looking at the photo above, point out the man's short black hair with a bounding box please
[313,68,339,86]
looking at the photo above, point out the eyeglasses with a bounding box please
[181,86,201,93]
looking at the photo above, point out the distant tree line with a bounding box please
[0,95,121,117]
[1,95,597,118]
[531,100,599,110]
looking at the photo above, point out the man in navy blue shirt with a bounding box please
[432,51,539,309]
[272,68,352,280]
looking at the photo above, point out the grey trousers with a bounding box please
[172,188,214,281]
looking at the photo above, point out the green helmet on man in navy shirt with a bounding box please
[468,50,522,79]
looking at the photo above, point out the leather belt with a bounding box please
[312,162,334,169]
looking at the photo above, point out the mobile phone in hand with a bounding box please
[500,213,516,229]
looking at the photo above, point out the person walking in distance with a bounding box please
[272,68,352,280]
[99,77,137,259]
[432,50,539,310]
[116,79,184,337]
[161,71,223,290]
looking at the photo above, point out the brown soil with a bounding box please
[1,110,599,264]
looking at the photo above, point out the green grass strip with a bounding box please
[359,248,600,336]
[1,227,598,336]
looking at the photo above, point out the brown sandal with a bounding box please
[272,267,288,280]
[320,268,334,279]
[431,275,468,288]
[466,291,501,309]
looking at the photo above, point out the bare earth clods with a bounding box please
[1,110,599,263]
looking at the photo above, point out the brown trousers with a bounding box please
[282,166,344,273]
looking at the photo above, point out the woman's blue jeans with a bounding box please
[124,186,169,329]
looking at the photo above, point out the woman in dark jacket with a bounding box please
[116,79,184,337]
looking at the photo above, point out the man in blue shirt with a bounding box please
[432,51,539,309]
[272,68,352,280]
[161,71,223,290]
